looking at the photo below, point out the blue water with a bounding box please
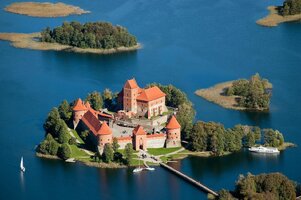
[0,0,300,199]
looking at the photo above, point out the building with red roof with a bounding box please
[121,78,167,119]
[72,79,182,152]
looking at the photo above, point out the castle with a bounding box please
[73,78,181,152]
[118,78,168,119]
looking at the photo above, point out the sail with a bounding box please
[20,157,23,169]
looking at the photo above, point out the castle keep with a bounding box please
[73,79,182,152]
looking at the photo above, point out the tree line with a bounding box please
[41,21,138,49]
[187,121,284,155]
[226,73,272,110]
[281,0,301,16]
[213,172,300,200]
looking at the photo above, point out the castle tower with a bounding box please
[132,125,147,151]
[97,121,113,153]
[123,78,139,113]
[165,115,181,148]
[73,98,88,128]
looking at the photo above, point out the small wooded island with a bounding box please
[5,2,90,17]
[195,73,272,111]
[210,172,301,200]
[257,0,301,27]
[0,21,140,54]
[36,78,293,168]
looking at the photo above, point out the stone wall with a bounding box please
[146,134,166,148]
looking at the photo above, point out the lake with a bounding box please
[0,0,300,199]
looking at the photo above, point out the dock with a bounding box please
[160,163,219,197]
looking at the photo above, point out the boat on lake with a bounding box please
[145,167,155,171]
[249,146,280,154]
[133,167,143,173]
[20,157,25,172]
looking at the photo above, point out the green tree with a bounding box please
[124,143,134,165]
[112,137,120,152]
[57,119,70,144]
[43,107,61,136]
[58,144,71,160]
[264,129,284,147]
[103,143,114,163]
[235,173,256,198]
[69,137,77,145]
[177,102,195,139]
[37,140,49,154]
[217,189,235,200]
[244,132,255,147]
[190,122,208,151]
[86,91,103,110]
[48,139,60,155]
[58,100,72,123]
[282,0,301,15]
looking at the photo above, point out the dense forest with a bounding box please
[281,0,301,15]
[41,21,138,49]
[187,121,284,155]
[226,73,272,110]
[212,173,299,200]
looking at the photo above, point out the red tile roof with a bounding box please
[98,122,112,135]
[73,98,88,111]
[136,86,166,102]
[166,115,181,129]
[81,110,101,136]
[133,125,146,135]
[124,78,139,89]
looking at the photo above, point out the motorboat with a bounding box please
[249,146,280,154]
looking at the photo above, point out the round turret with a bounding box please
[165,115,181,148]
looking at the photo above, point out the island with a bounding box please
[36,78,293,168]
[195,73,272,111]
[0,21,140,54]
[257,0,301,27]
[210,172,301,200]
[4,2,90,17]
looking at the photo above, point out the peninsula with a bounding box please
[0,22,140,54]
[36,78,293,168]
[195,73,272,111]
[257,0,301,27]
[4,2,90,17]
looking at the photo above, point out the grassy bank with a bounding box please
[0,32,141,54]
[257,6,301,27]
[5,2,90,17]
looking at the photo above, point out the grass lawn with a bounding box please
[147,147,182,156]
[71,129,84,144]
[70,145,90,158]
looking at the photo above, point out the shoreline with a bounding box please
[195,81,247,111]
[257,6,301,27]
[0,32,141,55]
[5,2,90,18]
[195,81,271,111]
[36,143,295,169]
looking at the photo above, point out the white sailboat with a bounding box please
[20,157,25,172]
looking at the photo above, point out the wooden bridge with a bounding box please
[160,163,219,197]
